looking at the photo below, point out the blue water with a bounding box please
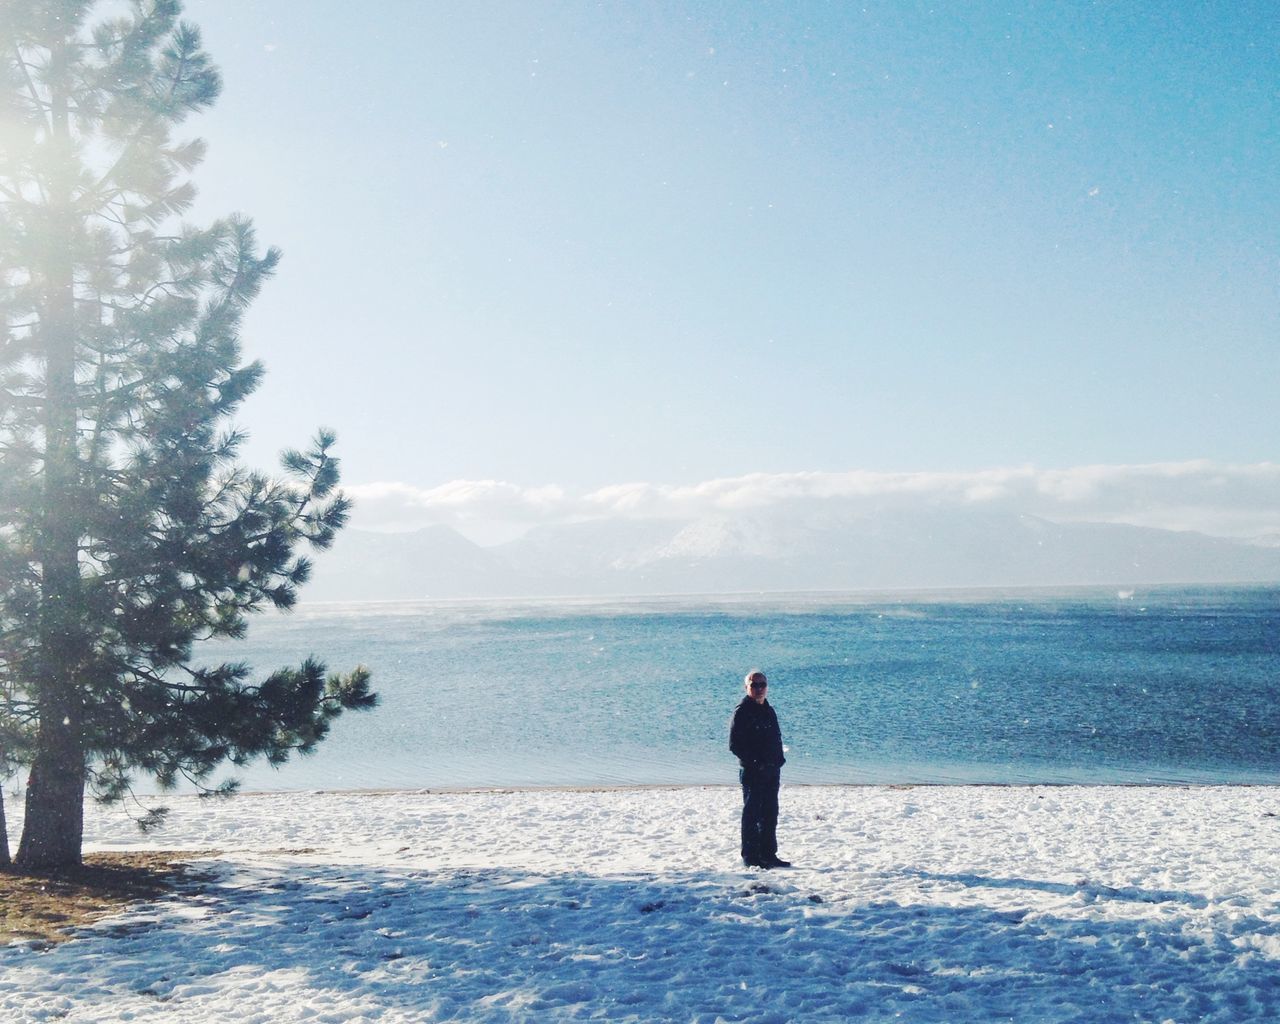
[192,585,1280,792]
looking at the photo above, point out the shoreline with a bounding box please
[225,778,1280,798]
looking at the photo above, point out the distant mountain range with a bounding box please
[300,510,1280,601]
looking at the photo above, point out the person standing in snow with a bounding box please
[729,669,790,869]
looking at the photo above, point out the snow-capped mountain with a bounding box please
[301,509,1280,601]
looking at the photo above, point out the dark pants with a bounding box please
[739,763,780,865]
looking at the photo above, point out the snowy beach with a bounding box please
[4,785,1280,1022]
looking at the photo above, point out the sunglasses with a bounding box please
[748,680,768,689]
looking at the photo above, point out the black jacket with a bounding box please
[729,696,785,769]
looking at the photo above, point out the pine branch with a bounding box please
[8,46,52,123]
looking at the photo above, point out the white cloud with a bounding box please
[345,480,566,537]
[345,462,1280,544]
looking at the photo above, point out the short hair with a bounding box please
[745,669,767,685]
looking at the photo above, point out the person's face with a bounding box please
[746,674,768,703]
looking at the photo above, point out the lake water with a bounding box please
[192,585,1280,793]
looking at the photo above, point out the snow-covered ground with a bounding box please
[3,785,1280,1022]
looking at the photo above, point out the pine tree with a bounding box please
[0,0,376,870]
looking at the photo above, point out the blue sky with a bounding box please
[180,1,1278,539]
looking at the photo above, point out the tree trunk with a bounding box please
[0,784,10,868]
[15,35,87,872]
[15,720,85,869]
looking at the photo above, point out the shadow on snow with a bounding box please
[3,859,1279,1022]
